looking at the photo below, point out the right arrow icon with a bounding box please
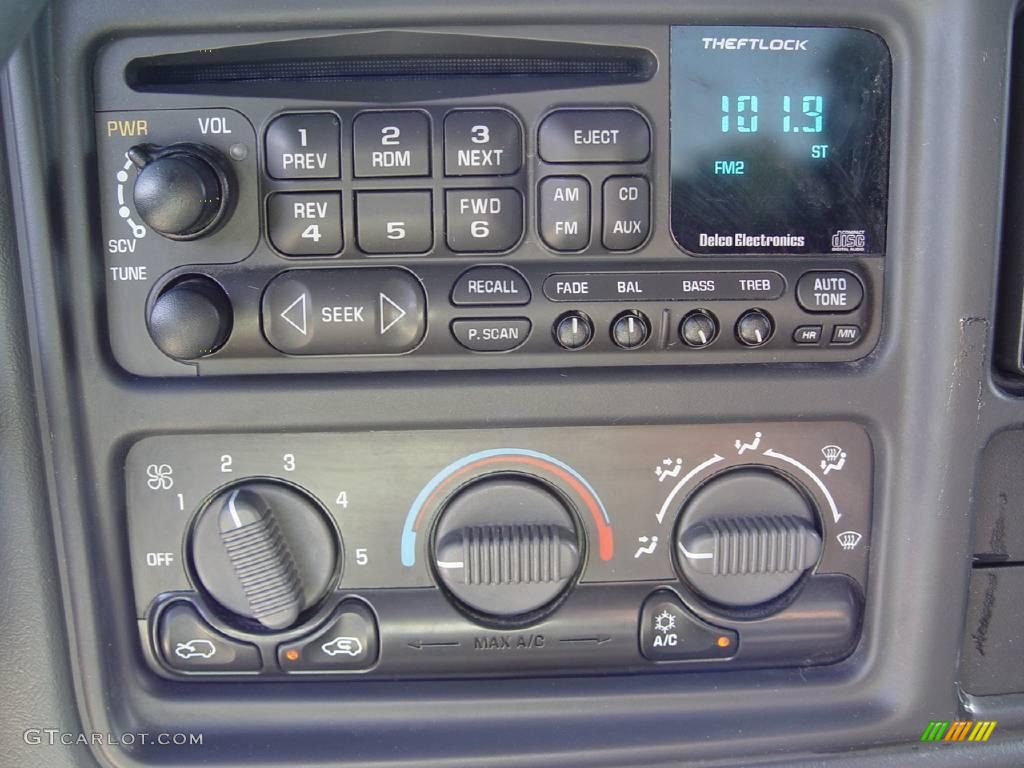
[379,292,407,335]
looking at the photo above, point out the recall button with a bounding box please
[262,268,425,355]
[451,266,531,306]
[452,318,531,352]
[796,271,864,313]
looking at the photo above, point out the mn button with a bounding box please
[262,268,426,355]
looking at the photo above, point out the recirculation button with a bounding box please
[262,268,426,355]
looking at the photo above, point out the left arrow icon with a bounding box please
[280,293,309,336]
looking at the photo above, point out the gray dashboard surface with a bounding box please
[1,0,1024,767]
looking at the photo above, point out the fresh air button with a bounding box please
[262,267,426,355]
[265,113,340,179]
[538,109,650,164]
[268,192,342,256]
[445,189,523,252]
[451,266,531,306]
[603,176,650,250]
[353,110,430,178]
[639,591,736,662]
[452,318,531,352]
[356,191,433,254]
[279,602,378,673]
[158,602,261,674]
[796,271,864,313]
[444,110,522,176]
[793,325,823,344]
[831,325,863,345]
[539,177,590,251]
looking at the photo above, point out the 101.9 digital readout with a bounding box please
[720,95,825,134]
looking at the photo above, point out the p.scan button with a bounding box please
[262,268,425,355]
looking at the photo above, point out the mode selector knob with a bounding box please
[432,475,582,622]
[674,468,822,609]
[129,142,232,240]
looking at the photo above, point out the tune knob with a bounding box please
[189,480,340,631]
[674,468,822,608]
[129,142,232,240]
[432,475,582,622]
[148,275,233,360]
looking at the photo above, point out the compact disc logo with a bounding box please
[702,37,809,51]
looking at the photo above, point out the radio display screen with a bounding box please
[670,26,891,255]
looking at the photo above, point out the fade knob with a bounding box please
[189,480,340,631]
[129,142,232,240]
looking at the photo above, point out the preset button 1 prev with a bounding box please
[262,268,426,355]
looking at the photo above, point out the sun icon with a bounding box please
[654,610,676,633]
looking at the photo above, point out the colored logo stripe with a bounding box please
[920,721,996,743]
[401,448,612,567]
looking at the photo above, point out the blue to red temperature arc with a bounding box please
[401,448,613,567]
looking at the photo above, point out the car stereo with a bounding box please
[94,25,890,376]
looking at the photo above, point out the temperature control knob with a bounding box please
[129,142,232,240]
[189,480,339,631]
[674,468,821,608]
[432,475,581,622]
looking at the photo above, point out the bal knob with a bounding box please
[129,142,231,240]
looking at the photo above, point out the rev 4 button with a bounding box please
[262,268,425,355]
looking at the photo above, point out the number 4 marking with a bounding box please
[336,491,349,508]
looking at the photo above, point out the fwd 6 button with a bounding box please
[796,271,864,313]
[262,268,426,355]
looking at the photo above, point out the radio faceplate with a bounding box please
[94,26,887,377]
[126,422,872,679]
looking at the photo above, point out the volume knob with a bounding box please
[129,142,231,240]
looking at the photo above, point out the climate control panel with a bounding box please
[126,422,872,678]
